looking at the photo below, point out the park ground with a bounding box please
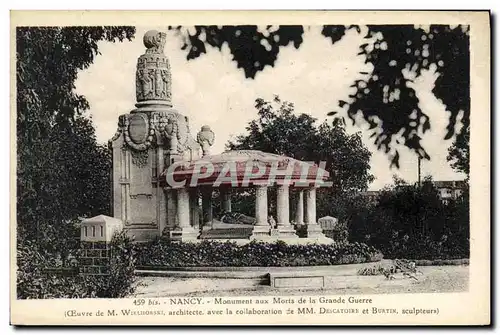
[129,262,469,298]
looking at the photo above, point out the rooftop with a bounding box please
[160,150,331,188]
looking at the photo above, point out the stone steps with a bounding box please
[199,227,253,239]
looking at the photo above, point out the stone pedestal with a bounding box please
[250,185,270,239]
[306,223,326,238]
[276,185,298,238]
[250,225,272,239]
[170,188,197,241]
[79,215,124,276]
[169,227,198,241]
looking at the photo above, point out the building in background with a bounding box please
[433,180,468,204]
[360,190,381,205]
[361,180,467,206]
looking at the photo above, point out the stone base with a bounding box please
[126,228,160,242]
[249,225,271,240]
[277,224,299,238]
[305,223,327,239]
[169,227,199,242]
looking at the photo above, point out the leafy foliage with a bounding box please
[136,239,382,267]
[168,25,304,78]
[17,231,136,299]
[349,177,469,260]
[447,125,470,177]
[16,26,135,251]
[16,26,136,299]
[88,231,137,298]
[170,25,470,168]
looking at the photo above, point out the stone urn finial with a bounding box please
[197,125,215,157]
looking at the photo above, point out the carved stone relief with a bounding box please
[135,30,172,104]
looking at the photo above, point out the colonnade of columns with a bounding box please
[171,184,325,241]
[249,184,322,239]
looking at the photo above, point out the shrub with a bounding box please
[347,178,469,260]
[16,240,89,299]
[135,239,383,268]
[91,230,137,298]
[17,230,136,299]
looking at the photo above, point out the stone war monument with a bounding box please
[109,30,334,244]
[109,30,202,242]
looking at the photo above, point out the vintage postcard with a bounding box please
[10,10,490,325]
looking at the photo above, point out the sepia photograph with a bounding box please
[10,10,490,325]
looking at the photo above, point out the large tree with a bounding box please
[168,25,470,170]
[16,27,135,247]
[226,96,374,220]
[447,125,470,178]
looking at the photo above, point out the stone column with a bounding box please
[201,187,213,228]
[221,188,232,213]
[276,185,298,238]
[170,188,197,241]
[189,189,200,230]
[276,185,289,224]
[250,185,270,239]
[306,187,317,224]
[305,187,326,239]
[177,188,190,227]
[294,190,304,225]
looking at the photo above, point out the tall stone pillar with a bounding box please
[294,190,304,225]
[250,185,270,239]
[305,187,325,238]
[170,188,197,241]
[221,188,232,213]
[276,185,298,238]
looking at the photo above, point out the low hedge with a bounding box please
[135,239,383,267]
[17,231,136,299]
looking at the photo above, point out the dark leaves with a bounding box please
[340,25,469,168]
[390,151,400,169]
[169,24,469,169]
[17,26,135,244]
[321,25,362,45]
[170,25,304,78]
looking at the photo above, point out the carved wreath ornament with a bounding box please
[124,113,155,151]
[121,113,155,168]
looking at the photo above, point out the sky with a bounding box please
[74,26,466,190]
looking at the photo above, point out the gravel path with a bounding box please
[130,264,469,298]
